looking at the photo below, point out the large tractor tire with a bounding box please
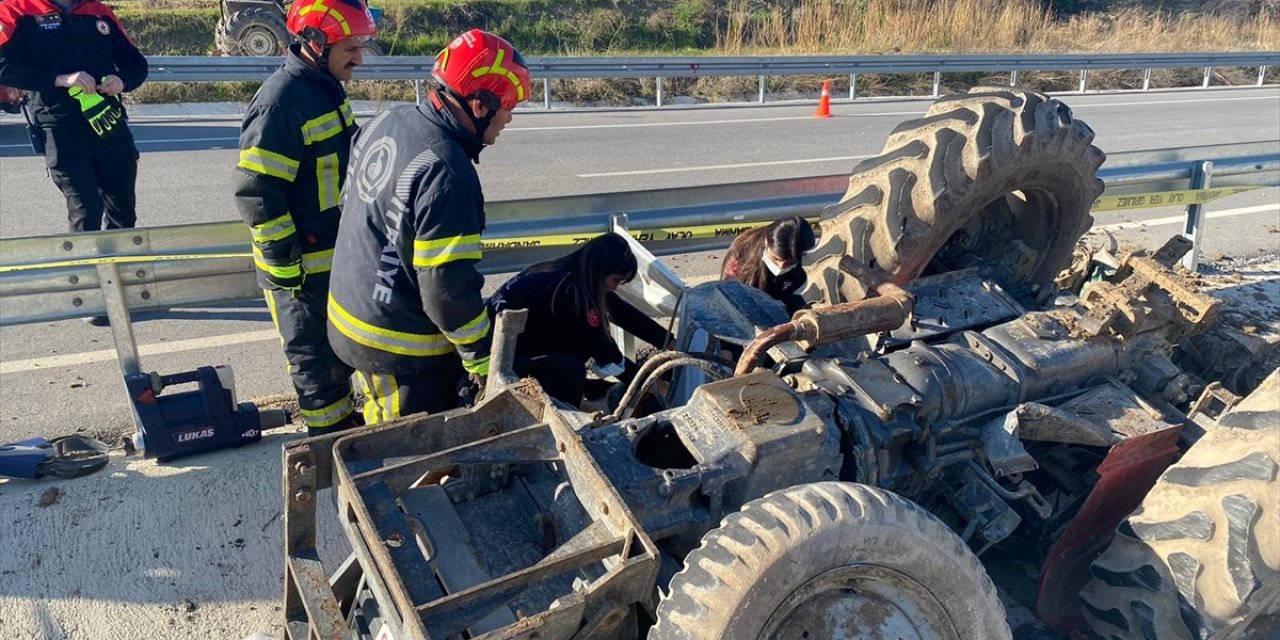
[1081,370,1280,639]
[809,86,1105,306]
[221,8,289,57]
[650,482,1011,640]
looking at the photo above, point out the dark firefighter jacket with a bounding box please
[327,92,491,377]
[0,0,147,131]
[233,44,357,289]
[721,226,809,315]
[489,268,668,368]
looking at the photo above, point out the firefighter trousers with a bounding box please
[43,123,139,232]
[354,355,465,425]
[264,272,357,431]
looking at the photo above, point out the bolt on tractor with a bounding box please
[281,87,1279,640]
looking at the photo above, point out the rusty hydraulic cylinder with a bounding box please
[735,283,914,375]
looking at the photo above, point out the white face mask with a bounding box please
[762,250,794,276]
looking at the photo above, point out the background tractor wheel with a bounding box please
[808,86,1105,306]
[222,8,289,57]
[361,40,384,57]
[1081,370,1280,639]
[650,482,1011,640]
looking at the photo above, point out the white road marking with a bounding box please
[0,329,280,375]
[1095,203,1279,231]
[1084,95,1280,109]
[0,136,239,150]
[579,154,875,177]
[510,113,923,132]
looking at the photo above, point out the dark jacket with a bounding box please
[721,226,808,315]
[0,0,147,132]
[489,267,668,368]
[233,44,357,288]
[328,91,491,376]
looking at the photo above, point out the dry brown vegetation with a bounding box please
[713,0,1278,53]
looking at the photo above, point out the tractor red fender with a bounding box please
[1036,425,1183,629]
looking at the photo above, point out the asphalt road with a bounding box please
[0,87,1278,444]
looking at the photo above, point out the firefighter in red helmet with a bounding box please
[328,29,533,423]
[232,0,378,435]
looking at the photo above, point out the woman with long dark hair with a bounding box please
[489,233,668,406]
[720,215,816,314]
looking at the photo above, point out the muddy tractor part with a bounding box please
[281,87,1274,640]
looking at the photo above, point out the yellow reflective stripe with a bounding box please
[413,234,482,268]
[301,110,343,145]
[462,356,489,376]
[356,372,380,423]
[300,396,354,428]
[378,374,400,420]
[252,245,301,279]
[302,248,334,274]
[470,47,526,102]
[239,147,300,181]
[328,294,453,357]
[296,0,351,36]
[251,213,297,243]
[444,309,490,346]
[339,100,355,127]
[316,153,340,210]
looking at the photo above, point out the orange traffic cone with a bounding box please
[814,79,832,118]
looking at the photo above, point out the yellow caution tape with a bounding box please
[0,252,251,274]
[1090,186,1258,212]
[0,185,1262,273]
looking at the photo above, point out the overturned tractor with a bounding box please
[282,88,1279,640]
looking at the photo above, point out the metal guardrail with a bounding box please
[3,142,1276,326]
[147,51,1280,106]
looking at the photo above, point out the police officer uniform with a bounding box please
[233,44,359,432]
[0,0,147,232]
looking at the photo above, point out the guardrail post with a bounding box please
[96,262,141,379]
[656,77,663,107]
[608,213,637,360]
[1009,70,1019,87]
[1181,160,1214,271]
[758,75,766,103]
[849,73,857,100]
[1202,66,1213,88]
[1259,65,1268,86]
[1079,69,1089,93]
[543,78,551,110]
[932,71,941,97]
[413,79,421,105]
[1143,68,1152,91]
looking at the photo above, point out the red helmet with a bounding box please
[287,0,378,46]
[432,29,532,111]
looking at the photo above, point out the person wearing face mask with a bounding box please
[232,0,378,435]
[488,233,670,408]
[328,29,532,423]
[720,215,817,315]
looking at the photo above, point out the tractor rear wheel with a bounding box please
[809,86,1105,306]
[650,482,1011,640]
[1081,370,1280,639]
[222,8,289,57]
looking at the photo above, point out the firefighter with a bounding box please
[0,0,147,234]
[489,233,669,407]
[233,0,377,435]
[721,215,816,315]
[328,29,532,424]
